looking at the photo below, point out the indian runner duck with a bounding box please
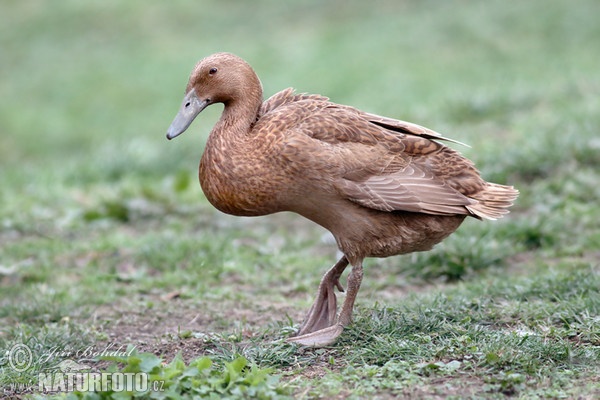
[166,52,518,347]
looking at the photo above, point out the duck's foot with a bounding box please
[287,324,344,347]
[288,259,364,348]
[295,257,349,336]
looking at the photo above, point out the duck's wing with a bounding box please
[279,103,478,217]
[363,112,470,147]
[338,164,477,216]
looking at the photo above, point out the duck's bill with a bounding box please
[166,90,209,140]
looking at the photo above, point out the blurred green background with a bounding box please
[3,0,598,175]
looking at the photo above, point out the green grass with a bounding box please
[2,0,600,398]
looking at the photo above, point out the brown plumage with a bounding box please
[166,52,518,346]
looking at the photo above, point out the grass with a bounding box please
[1,0,599,398]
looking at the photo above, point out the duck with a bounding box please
[166,52,518,347]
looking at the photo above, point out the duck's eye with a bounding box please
[209,67,218,75]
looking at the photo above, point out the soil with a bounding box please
[85,293,307,363]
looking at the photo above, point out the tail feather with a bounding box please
[466,183,519,220]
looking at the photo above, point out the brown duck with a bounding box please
[166,52,518,347]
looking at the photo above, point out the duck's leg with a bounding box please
[288,258,364,347]
[295,256,348,335]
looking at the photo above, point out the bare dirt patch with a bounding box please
[84,293,306,362]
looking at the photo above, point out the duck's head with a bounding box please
[166,52,262,140]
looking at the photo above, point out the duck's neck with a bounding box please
[214,83,263,140]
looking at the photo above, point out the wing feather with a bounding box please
[339,164,476,216]
[365,113,470,147]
